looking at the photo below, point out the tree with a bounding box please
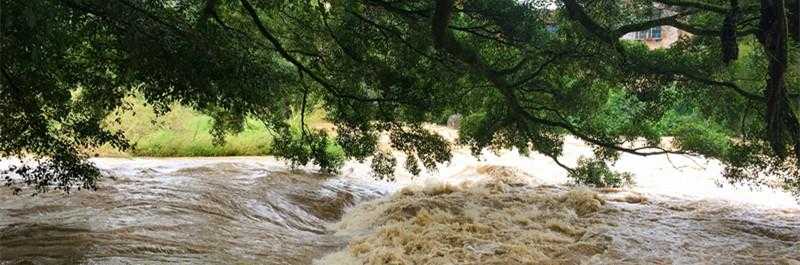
[1,0,798,194]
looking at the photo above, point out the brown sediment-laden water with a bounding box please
[0,158,384,264]
[1,138,799,264]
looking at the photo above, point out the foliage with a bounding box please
[95,96,273,157]
[271,125,345,174]
[1,0,799,194]
[569,157,634,188]
[370,151,397,181]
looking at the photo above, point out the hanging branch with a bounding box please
[431,0,688,158]
[239,0,415,105]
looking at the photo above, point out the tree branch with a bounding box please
[560,0,617,43]
[614,12,694,37]
[560,0,764,102]
[653,0,729,13]
[433,0,685,158]
[239,0,410,104]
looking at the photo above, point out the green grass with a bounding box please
[129,116,272,157]
[93,97,328,157]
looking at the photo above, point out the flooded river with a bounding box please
[1,138,799,264]
[0,158,384,264]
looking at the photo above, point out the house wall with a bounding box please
[620,26,686,49]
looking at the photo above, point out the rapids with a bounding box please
[1,136,799,264]
[0,158,383,264]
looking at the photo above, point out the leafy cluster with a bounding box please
[271,125,344,174]
[569,157,634,188]
[1,0,799,195]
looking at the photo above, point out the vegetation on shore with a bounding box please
[92,97,329,157]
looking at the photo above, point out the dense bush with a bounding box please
[569,158,634,188]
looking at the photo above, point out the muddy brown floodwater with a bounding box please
[0,158,384,264]
[1,138,799,264]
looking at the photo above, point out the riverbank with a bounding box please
[91,97,329,157]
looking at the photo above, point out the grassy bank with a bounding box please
[93,97,326,157]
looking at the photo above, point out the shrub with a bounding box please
[569,157,633,188]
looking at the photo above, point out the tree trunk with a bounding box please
[788,0,800,42]
[759,0,799,158]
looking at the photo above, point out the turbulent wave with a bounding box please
[317,162,800,265]
[317,166,609,265]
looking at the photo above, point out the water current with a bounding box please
[1,136,798,264]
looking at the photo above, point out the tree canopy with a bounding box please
[1,0,799,194]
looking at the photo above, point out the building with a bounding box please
[619,5,689,49]
[620,25,687,49]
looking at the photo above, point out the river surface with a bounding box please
[1,138,799,264]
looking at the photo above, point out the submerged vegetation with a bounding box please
[1,0,799,194]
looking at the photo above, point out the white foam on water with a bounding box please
[317,134,800,264]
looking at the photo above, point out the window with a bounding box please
[634,30,648,39]
[649,26,662,40]
[633,26,662,40]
